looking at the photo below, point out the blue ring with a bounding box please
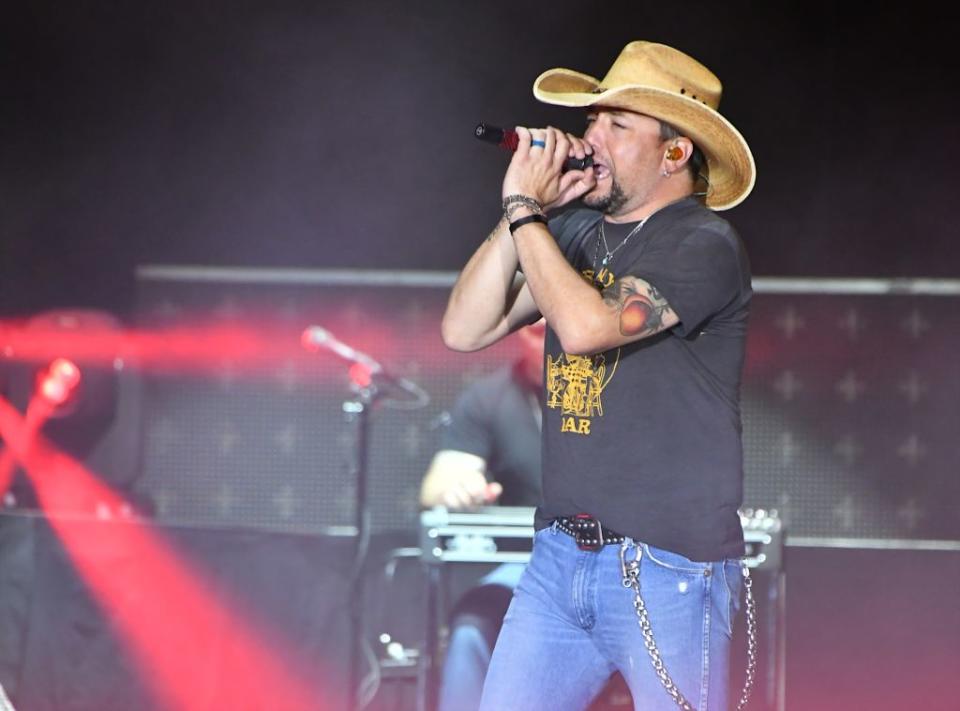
[531,139,546,148]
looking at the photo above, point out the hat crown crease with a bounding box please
[600,42,721,110]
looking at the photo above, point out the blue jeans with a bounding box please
[438,563,525,711]
[478,525,743,711]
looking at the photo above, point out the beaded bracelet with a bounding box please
[502,194,543,217]
[505,202,544,221]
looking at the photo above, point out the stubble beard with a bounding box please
[583,179,628,216]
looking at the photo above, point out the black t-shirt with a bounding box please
[535,197,751,561]
[441,362,542,507]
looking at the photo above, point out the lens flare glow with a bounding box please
[0,394,339,711]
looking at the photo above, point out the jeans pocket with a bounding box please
[642,543,710,574]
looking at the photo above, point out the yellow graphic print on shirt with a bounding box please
[544,265,620,436]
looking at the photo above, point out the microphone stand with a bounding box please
[302,325,430,710]
[342,378,379,711]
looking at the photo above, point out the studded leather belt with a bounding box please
[555,514,626,551]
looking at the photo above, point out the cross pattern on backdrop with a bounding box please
[133,272,959,542]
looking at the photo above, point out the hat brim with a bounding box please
[534,68,756,211]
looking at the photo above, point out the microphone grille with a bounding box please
[300,326,330,350]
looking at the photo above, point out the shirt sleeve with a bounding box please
[626,223,747,337]
[440,382,494,461]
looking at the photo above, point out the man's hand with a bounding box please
[502,126,595,212]
[440,473,503,511]
[419,450,503,510]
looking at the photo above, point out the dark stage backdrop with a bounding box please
[130,267,960,543]
[2,1,958,320]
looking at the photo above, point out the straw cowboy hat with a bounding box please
[533,41,756,210]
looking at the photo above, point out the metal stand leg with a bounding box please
[416,564,440,711]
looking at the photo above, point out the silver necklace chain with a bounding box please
[595,218,647,269]
[619,544,758,711]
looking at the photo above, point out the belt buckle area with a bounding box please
[573,513,604,552]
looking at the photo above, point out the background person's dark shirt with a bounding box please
[441,363,542,507]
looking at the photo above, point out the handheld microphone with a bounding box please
[475,123,593,172]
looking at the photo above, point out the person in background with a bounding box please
[419,319,544,711]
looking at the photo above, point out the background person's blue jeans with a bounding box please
[437,562,525,711]
[479,524,743,711]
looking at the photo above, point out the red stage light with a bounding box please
[36,357,81,408]
[0,394,336,710]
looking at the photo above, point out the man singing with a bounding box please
[442,41,757,710]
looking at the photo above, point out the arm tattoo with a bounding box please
[601,278,674,337]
